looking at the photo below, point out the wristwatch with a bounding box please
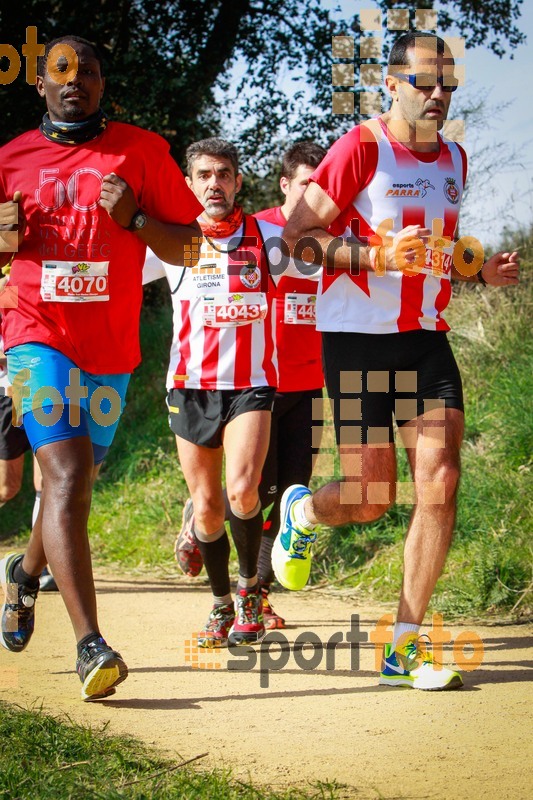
[127,209,147,231]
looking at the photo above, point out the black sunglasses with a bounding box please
[394,72,459,93]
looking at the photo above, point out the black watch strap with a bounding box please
[127,209,146,231]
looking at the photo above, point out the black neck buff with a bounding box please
[40,109,108,145]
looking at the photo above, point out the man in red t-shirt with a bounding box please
[250,142,327,627]
[0,35,202,701]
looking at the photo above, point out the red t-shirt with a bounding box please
[254,206,323,392]
[0,122,202,373]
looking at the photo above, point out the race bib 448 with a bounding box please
[284,293,317,325]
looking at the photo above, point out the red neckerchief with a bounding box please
[198,204,244,238]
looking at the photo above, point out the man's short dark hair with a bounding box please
[281,141,327,180]
[37,36,104,78]
[388,31,449,68]
[185,138,239,178]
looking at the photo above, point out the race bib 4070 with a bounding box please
[40,260,109,303]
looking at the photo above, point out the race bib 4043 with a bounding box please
[41,260,110,303]
[202,292,268,328]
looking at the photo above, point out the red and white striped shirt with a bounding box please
[312,118,467,334]
[144,215,280,390]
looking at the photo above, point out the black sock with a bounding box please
[13,559,40,591]
[257,535,275,586]
[257,503,280,586]
[194,528,231,598]
[228,506,263,579]
[77,631,102,655]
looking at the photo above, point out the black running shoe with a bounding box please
[76,636,128,701]
[0,552,38,652]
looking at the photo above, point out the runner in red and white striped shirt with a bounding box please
[144,138,308,648]
[147,210,278,391]
[162,142,328,631]
[273,32,520,691]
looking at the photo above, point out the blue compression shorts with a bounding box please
[7,343,130,463]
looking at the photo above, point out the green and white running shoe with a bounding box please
[379,635,463,691]
[271,485,317,591]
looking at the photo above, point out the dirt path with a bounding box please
[1,572,532,799]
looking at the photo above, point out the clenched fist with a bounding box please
[99,173,138,229]
[0,192,26,252]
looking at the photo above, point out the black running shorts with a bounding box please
[322,330,464,446]
[167,386,276,448]
[0,395,31,460]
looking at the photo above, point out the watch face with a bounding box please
[134,212,147,229]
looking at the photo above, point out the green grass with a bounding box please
[1,257,531,620]
[0,703,342,800]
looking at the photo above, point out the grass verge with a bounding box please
[0,702,342,800]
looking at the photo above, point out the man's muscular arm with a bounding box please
[99,174,202,266]
[135,217,202,267]
[283,182,429,273]
[282,182,365,270]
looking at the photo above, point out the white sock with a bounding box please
[237,575,258,591]
[393,621,420,649]
[294,497,316,530]
[31,491,42,528]
[213,593,232,606]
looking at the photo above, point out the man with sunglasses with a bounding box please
[273,31,519,690]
